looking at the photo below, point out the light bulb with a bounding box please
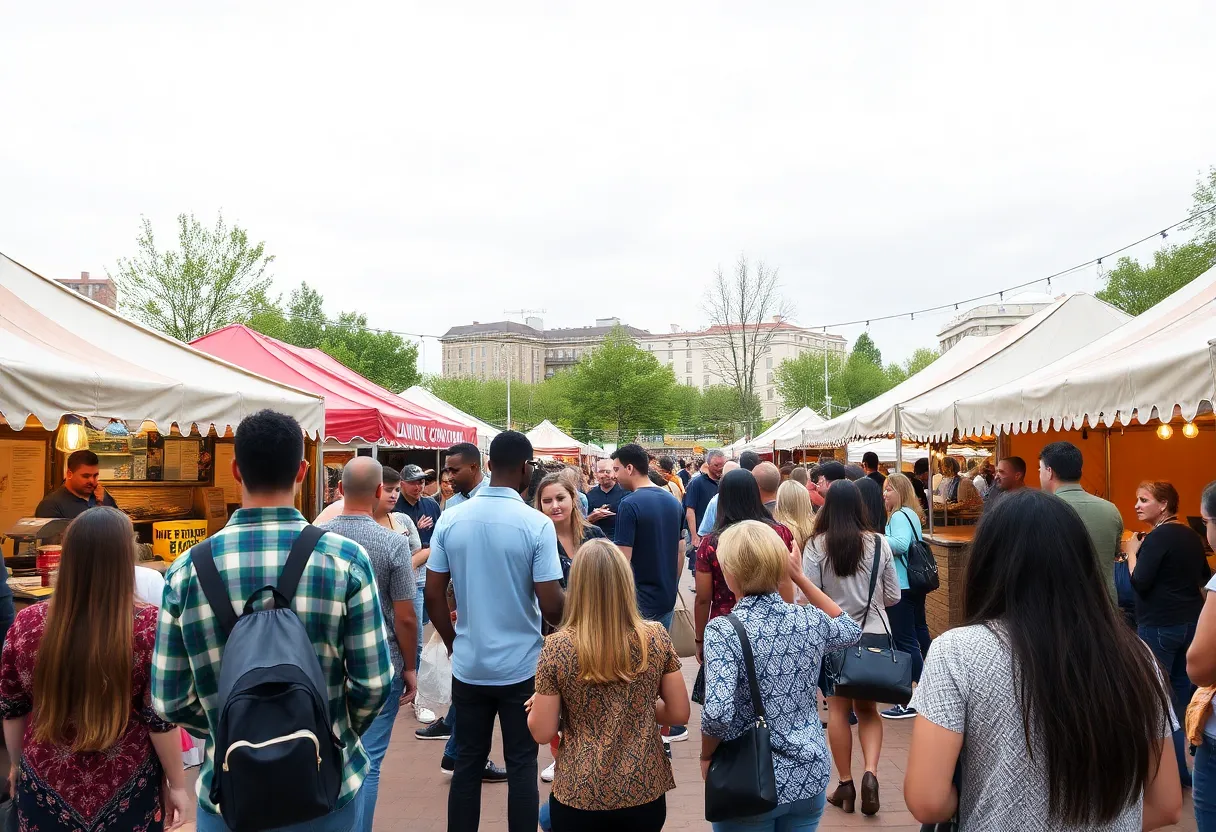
[1183,422,1199,439]
[1157,423,1174,440]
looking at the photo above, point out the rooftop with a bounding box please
[440,320,652,341]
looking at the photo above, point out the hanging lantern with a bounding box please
[55,415,90,452]
[1157,423,1174,440]
[1183,422,1200,439]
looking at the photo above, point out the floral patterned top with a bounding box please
[535,623,682,810]
[702,593,861,805]
[696,522,794,620]
[0,603,176,827]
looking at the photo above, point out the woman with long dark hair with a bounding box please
[854,476,886,533]
[803,480,900,817]
[1127,480,1210,788]
[694,469,794,661]
[905,489,1181,830]
[0,507,188,831]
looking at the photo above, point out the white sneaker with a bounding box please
[541,761,556,783]
[414,704,437,724]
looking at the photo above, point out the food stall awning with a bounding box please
[930,265,1216,437]
[399,385,501,451]
[796,293,1129,448]
[764,407,828,450]
[526,420,587,458]
[723,407,812,457]
[191,325,476,449]
[0,253,324,436]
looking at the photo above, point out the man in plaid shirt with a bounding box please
[152,410,392,831]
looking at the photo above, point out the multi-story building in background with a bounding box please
[936,292,1055,351]
[439,314,846,419]
[639,318,846,419]
[57,271,117,309]
[439,317,651,383]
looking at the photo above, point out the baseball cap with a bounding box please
[401,464,427,482]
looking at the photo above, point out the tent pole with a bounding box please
[927,443,936,538]
[895,408,904,471]
[371,443,379,461]
[1104,426,1112,501]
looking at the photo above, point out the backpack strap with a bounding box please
[277,525,326,606]
[190,538,240,637]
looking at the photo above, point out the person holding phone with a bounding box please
[587,458,626,538]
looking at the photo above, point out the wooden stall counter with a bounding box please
[923,526,974,637]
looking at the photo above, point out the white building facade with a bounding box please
[936,292,1056,351]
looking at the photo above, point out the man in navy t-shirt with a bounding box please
[611,442,689,742]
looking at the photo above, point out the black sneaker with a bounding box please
[881,704,917,720]
[416,718,452,740]
[440,756,508,783]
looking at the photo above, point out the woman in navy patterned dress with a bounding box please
[700,521,861,832]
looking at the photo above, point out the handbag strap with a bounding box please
[859,536,881,630]
[725,614,766,721]
[895,509,922,563]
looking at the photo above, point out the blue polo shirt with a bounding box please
[586,483,627,538]
[443,478,484,510]
[428,486,562,686]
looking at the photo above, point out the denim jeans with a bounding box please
[449,676,538,832]
[908,589,931,658]
[196,789,364,832]
[710,792,827,832]
[1195,736,1216,831]
[358,674,403,831]
[648,610,684,732]
[1139,622,1197,787]
[886,593,924,683]
[444,703,459,759]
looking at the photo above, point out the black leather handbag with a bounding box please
[704,614,779,823]
[824,540,913,705]
[897,510,940,594]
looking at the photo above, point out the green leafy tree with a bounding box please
[247,281,326,347]
[850,332,883,367]
[1188,165,1216,250]
[320,312,420,393]
[903,347,940,376]
[667,384,703,434]
[700,385,763,439]
[564,328,677,439]
[1096,242,1216,316]
[774,350,846,415]
[110,212,275,341]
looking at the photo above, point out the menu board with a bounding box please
[0,440,48,539]
[213,443,239,503]
[163,438,202,482]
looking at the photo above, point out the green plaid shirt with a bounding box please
[151,507,393,814]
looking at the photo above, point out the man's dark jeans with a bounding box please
[448,677,538,832]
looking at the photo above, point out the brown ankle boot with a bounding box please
[827,779,856,813]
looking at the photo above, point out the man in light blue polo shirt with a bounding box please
[443,442,485,509]
[426,431,564,832]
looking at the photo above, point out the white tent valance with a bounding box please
[0,253,325,436]
[797,294,1129,447]
[930,265,1216,437]
[724,407,821,457]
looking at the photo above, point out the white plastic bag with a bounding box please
[416,632,452,710]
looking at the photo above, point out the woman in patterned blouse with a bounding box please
[527,538,690,831]
[701,521,862,832]
[0,507,189,831]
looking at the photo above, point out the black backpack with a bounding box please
[895,510,940,594]
[191,526,343,832]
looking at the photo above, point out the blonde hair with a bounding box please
[773,480,816,554]
[717,520,787,596]
[885,473,925,523]
[561,538,652,683]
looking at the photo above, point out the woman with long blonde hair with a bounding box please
[528,539,690,831]
[0,507,188,831]
[774,479,817,555]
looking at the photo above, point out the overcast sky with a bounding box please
[3,1,1214,374]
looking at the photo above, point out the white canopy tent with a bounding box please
[0,253,325,436]
[930,265,1216,437]
[795,294,1129,448]
[399,385,501,451]
[764,407,828,451]
[723,407,819,457]
[525,419,601,459]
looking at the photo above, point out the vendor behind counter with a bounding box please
[34,450,119,519]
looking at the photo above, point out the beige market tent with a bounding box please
[795,293,1129,449]
[0,253,325,437]
[930,264,1216,437]
[723,407,820,457]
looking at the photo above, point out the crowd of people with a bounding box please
[2,410,1215,831]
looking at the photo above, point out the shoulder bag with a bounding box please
[670,591,698,659]
[897,510,940,594]
[824,539,913,705]
[704,614,779,822]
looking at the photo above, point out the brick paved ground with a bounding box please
[364,575,1200,831]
